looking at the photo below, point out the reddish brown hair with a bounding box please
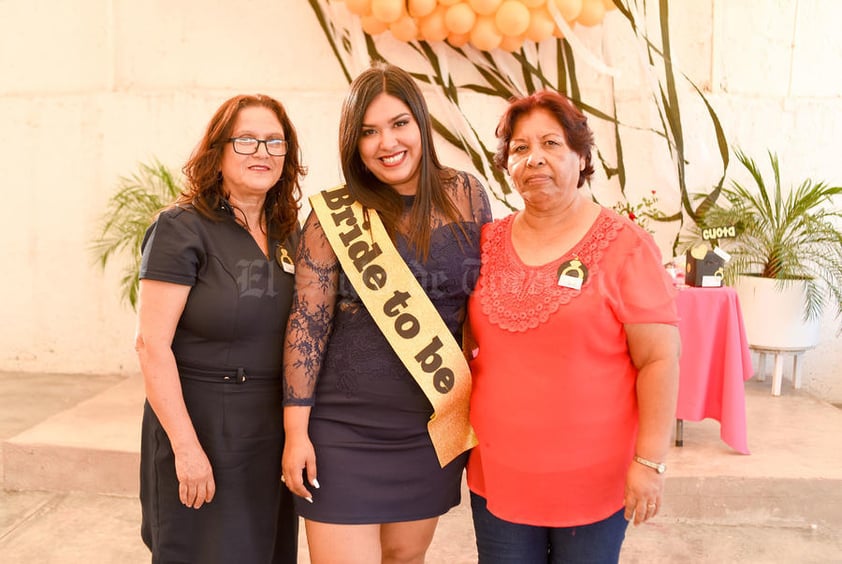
[180,94,305,239]
[494,90,595,188]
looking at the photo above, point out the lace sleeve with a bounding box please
[283,210,339,406]
[444,170,493,226]
[465,171,493,225]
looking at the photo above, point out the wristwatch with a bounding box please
[633,455,666,474]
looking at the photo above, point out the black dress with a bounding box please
[139,204,298,563]
[285,171,492,523]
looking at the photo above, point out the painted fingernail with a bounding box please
[311,478,320,489]
[305,496,313,503]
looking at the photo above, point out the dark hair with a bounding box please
[494,90,595,188]
[180,94,305,240]
[338,61,462,258]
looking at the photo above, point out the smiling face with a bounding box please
[357,93,423,195]
[507,108,585,209]
[220,105,285,201]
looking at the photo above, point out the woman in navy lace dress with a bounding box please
[281,63,491,563]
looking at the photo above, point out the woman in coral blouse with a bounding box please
[466,90,680,563]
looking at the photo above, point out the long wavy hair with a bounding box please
[339,62,463,259]
[180,94,305,240]
[494,90,595,188]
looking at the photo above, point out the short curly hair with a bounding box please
[494,90,595,188]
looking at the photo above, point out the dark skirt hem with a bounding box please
[295,499,462,525]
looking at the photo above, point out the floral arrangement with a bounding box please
[612,190,663,233]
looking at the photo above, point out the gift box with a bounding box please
[685,245,726,287]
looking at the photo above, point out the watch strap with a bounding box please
[633,455,666,474]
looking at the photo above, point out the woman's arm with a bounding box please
[623,322,680,525]
[136,278,215,509]
[282,211,339,500]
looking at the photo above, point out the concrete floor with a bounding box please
[2,371,842,563]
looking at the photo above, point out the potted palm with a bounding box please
[696,148,842,349]
[91,159,183,309]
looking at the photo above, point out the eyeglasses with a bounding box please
[228,137,287,157]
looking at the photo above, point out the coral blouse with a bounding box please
[466,208,678,527]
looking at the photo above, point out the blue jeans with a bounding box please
[470,492,628,564]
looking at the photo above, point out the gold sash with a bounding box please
[310,185,477,467]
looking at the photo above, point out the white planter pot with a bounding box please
[734,275,821,349]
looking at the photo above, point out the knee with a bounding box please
[381,542,427,564]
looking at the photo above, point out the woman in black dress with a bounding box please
[136,94,305,563]
[282,63,491,563]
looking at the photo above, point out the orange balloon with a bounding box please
[470,15,503,51]
[371,0,404,23]
[499,33,525,52]
[521,0,546,7]
[525,7,554,43]
[391,14,419,41]
[361,14,389,34]
[576,0,605,26]
[409,0,437,18]
[495,1,530,36]
[447,31,471,48]
[418,5,449,42]
[602,0,617,10]
[469,0,503,16]
[345,0,372,16]
[445,3,477,34]
[438,0,461,6]
[551,0,582,21]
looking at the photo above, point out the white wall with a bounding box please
[1,0,839,400]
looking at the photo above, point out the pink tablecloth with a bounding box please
[676,286,753,454]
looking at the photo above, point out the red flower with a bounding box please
[628,212,636,220]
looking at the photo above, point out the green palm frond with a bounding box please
[91,159,183,309]
[695,148,842,328]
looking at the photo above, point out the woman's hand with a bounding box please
[282,433,318,502]
[623,461,664,525]
[173,442,215,509]
[137,279,215,510]
[624,322,679,525]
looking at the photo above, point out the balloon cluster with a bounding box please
[340,0,617,52]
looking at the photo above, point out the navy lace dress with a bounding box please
[285,171,491,523]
